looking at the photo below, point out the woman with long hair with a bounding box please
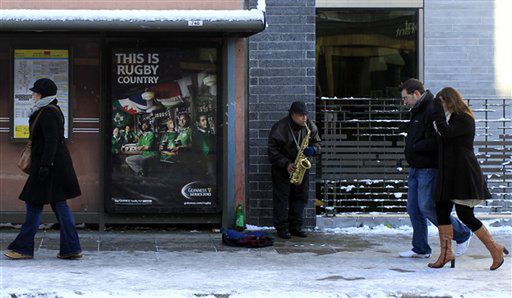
[428,87,508,270]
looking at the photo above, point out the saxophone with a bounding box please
[290,123,312,185]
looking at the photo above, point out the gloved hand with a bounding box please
[304,146,316,157]
[38,166,50,181]
[432,96,446,120]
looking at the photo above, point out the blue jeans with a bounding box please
[8,201,82,257]
[407,168,471,254]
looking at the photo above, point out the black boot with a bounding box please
[276,229,291,239]
[290,228,307,238]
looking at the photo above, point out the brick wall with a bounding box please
[247,0,316,227]
[424,0,503,98]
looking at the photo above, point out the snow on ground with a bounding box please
[2,244,511,298]
[1,224,511,298]
[319,219,512,236]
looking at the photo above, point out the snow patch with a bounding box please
[340,185,356,192]
[0,9,265,23]
[319,220,512,235]
[245,224,274,231]
[257,0,266,12]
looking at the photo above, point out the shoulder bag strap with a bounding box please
[28,105,62,142]
[28,108,45,143]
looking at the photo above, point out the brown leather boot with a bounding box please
[428,225,456,268]
[474,225,509,270]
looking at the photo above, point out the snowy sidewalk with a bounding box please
[1,226,511,298]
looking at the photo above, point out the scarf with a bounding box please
[29,95,57,117]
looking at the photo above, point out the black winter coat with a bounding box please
[19,101,81,205]
[432,98,491,202]
[404,90,438,169]
[268,115,321,175]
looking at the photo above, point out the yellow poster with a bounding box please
[14,125,30,138]
[13,49,69,139]
[14,49,68,59]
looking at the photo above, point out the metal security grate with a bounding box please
[469,99,512,212]
[317,97,511,214]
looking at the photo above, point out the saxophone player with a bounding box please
[268,101,321,239]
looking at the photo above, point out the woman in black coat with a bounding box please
[4,78,83,260]
[428,87,508,270]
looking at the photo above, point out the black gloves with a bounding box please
[432,96,446,121]
[38,166,50,181]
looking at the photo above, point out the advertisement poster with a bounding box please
[108,48,218,213]
[13,49,69,139]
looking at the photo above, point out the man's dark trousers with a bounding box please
[272,167,309,231]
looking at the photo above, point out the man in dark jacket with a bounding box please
[268,101,321,239]
[400,79,471,258]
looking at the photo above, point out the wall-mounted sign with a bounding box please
[13,49,70,139]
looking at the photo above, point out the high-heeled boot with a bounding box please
[428,225,455,268]
[474,225,509,270]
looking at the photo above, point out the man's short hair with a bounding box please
[179,112,191,121]
[400,78,425,95]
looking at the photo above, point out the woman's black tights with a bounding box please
[436,200,483,232]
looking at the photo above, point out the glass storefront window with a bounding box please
[317,9,418,98]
